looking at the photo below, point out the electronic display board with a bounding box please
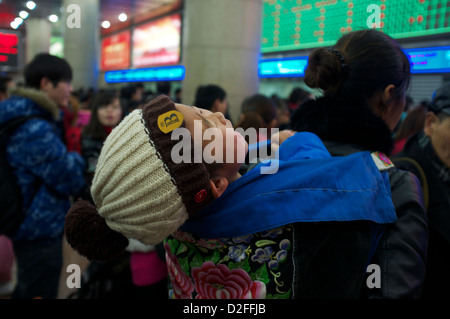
[0,30,19,70]
[257,45,450,78]
[258,56,309,77]
[405,45,450,73]
[132,13,181,68]
[262,0,450,53]
[100,30,131,71]
[105,65,185,83]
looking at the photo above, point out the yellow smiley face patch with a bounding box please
[157,110,184,134]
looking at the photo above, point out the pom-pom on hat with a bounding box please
[65,95,214,261]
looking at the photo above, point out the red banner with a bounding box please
[0,31,19,69]
[132,13,181,68]
[100,30,131,71]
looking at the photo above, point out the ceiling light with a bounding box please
[26,1,36,10]
[19,11,29,19]
[10,21,19,29]
[102,20,111,28]
[118,13,127,22]
[49,15,58,23]
[14,17,23,25]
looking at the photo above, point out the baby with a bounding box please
[65,95,398,299]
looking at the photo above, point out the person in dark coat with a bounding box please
[394,82,450,299]
[291,29,428,298]
[81,90,123,197]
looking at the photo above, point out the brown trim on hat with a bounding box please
[140,95,214,215]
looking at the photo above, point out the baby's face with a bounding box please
[175,103,248,179]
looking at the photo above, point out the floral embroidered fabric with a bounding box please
[164,225,293,299]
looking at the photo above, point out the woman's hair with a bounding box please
[288,87,312,106]
[82,90,121,140]
[236,94,277,130]
[304,29,411,108]
[194,85,226,110]
[394,104,428,143]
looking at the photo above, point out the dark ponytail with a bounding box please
[305,29,411,106]
[304,47,347,95]
[65,199,129,261]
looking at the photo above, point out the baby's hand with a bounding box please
[271,130,295,152]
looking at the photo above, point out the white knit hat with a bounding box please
[65,95,214,261]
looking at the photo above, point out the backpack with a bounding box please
[0,115,46,237]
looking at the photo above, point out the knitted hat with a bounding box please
[65,95,214,261]
[431,81,450,116]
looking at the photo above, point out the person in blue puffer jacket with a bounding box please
[0,53,86,299]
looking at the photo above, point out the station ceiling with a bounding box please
[0,0,181,33]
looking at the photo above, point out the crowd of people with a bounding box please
[0,28,449,300]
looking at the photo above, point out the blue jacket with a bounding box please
[164,132,398,299]
[0,88,86,243]
[181,132,397,238]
